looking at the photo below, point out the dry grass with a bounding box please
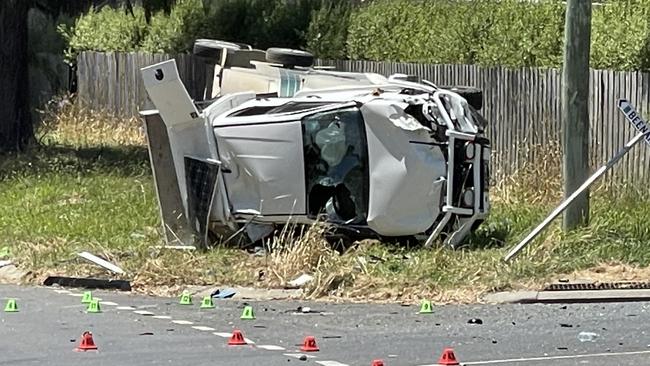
[491,140,564,205]
[36,94,146,147]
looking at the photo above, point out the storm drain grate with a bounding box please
[544,281,650,291]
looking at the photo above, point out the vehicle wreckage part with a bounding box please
[77,251,125,274]
[44,276,132,291]
[141,110,196,246]
[141,59,238,247]
[184,157,221,246]
[424,125,489,248]
[193,39,241,59]
[265,47,314,68]
[440,85,483,111]
[504,100,650,262]
[214,120,307,216]
[362,100,445,236]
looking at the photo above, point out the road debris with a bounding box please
[467,318,483,325]
[560,323,573,328]
[211,288,236,299]
[577,331,600,342]
[77,251,125,274]
[287,274,314,288]
[43,276,132,291]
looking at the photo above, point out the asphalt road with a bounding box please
[2,284,650,366]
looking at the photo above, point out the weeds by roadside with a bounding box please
[2,104,650,303]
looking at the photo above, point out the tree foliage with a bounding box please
[57,0,650,71]
[140,0,205,53]
[590,0,650,70]
[347,0,564,68]
[58,5,147,61]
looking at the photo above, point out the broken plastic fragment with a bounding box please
[288,274,314,288]
[77,251,125,274]
[211,288,236,299]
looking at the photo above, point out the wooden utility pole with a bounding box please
[562,0,592,231]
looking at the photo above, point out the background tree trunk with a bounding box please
[0,0,33,153]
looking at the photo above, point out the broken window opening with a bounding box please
[302,107,369,225]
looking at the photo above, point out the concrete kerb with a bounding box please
[484,289,650,304]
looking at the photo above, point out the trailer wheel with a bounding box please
[193,39,241,59]
[265,48,314,68]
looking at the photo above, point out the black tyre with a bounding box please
[441,85,483,111]
[265,48,314,68]
[193,39,241,59]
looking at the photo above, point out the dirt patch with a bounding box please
[557,262,650,284]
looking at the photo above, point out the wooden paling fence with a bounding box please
[76,52,650,182]
[76,51,208,117]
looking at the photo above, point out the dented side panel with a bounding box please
[214,121,307,216]
[361,100,447,236]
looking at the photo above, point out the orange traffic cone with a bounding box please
[228,329,247,345]
[371,360,385,366]
[436,348,460,366]
[300,335,319,352]
[74,331,98,351]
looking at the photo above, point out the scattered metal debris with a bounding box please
[77,251,125,274]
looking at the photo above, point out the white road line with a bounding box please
[244,338,255,344]
[285,353,317,359]
[257,345,286,351]
[116,306,136,310]
[316,361,349,366]
[133,310,155,316]
[152,315,172,319]
[171,320,194,325]
[54,290,71,294]
[67,293,83,297]
[213,332,232,338]
[417,350,650,366]
[99,301,118,306]
[191,326,215,331]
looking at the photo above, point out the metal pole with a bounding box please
[504,131,647,262]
